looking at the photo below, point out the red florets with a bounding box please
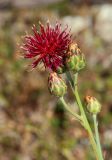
[21,22,71,71]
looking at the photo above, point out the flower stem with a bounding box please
[60,97,82,122]
[93,114,104,160]
[66,71,74,87]
[67,72,100,160]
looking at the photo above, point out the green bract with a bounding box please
[54,65,67,74]
[66,53,86,72]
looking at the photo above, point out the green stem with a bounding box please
[60,97,82,122]
[66,71,74,87]
[74,84,99,160]
[67,72,100,160]
[93,114,104,160]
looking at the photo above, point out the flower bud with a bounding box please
[66,43,86,72]
[85,96,101,114]
[48,72,67,97]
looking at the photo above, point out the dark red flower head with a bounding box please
[21,21,71,71]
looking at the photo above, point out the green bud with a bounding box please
[48,72,67,97]
[66,43,86,72]
[85,96,101,114]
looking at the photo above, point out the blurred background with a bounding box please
[0,0,112,159]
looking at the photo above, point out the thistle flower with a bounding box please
[21,22,71,72]
[48,72,67,97]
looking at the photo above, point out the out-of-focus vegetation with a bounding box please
[0,0,112,159]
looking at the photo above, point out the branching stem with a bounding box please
[66,72,104,160]
[60,97,82,122]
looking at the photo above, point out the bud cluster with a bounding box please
[48,42,86,97]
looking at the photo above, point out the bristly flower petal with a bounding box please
[21,22,71,71]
